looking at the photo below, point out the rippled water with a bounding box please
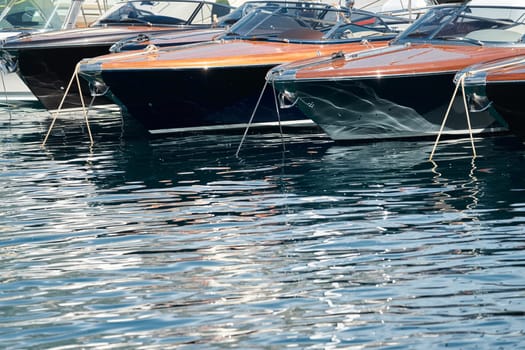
[1,105,525,349]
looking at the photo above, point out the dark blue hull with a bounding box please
[101,66,312,133]
[486,81,525,140]
[274,72,506,142]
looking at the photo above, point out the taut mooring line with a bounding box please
[42,62,93,147]
[41,45,161,147]
[271,79,286,154]
[429,56,525,161]
[429,73,475,161]
[235,80,268,158]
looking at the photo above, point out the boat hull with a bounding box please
[16,46,114,110]
[486,81,525,140]
[81,36,392,133]
[100,65,309,133]
[0,72,36,102]
[275,72,504,141]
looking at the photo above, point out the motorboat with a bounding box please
[0,0,236,109]
[78,4,410,134]
[0,0,116,102]
[459,55,525,141]
[266,0,525,142]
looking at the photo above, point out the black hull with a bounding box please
[277,73,505,141]
[486,81,525,140]
[101,66,310,133]
[16,46,115,110]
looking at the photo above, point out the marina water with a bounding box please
[1,106,525,349]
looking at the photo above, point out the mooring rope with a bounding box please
[42,62,84,147]
[429,56,525,161]
[272,79,286,154]
[428,73,466,161]
[235,80,268,157]
[41,44,159,147]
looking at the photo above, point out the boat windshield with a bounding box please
[395,3,525,45]
[220,3,409,41]
[0,0,114,31]
[0,0,74,30]
[94,0,234,27]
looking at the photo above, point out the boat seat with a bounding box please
[507,24,525,35]
[465,29,522,42]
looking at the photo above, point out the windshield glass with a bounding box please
[0,0,114,31]
[221,3,409,41]
[0,0,72,30]
[94,0,234,26]
[395,4,525,44]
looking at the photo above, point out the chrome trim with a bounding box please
[456,69,487,86]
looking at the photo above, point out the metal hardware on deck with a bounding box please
[88,80,109,97]
[278,90,298,109]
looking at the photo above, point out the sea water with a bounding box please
[1,106,525,349]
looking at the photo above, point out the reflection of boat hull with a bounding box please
[276,72,503,141]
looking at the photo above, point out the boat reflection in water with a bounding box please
[459,55,525,141]
[78,4,411,134]
[267,0,525,142]
[0,0,236,109]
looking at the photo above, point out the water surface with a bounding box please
[1,106,525,349]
